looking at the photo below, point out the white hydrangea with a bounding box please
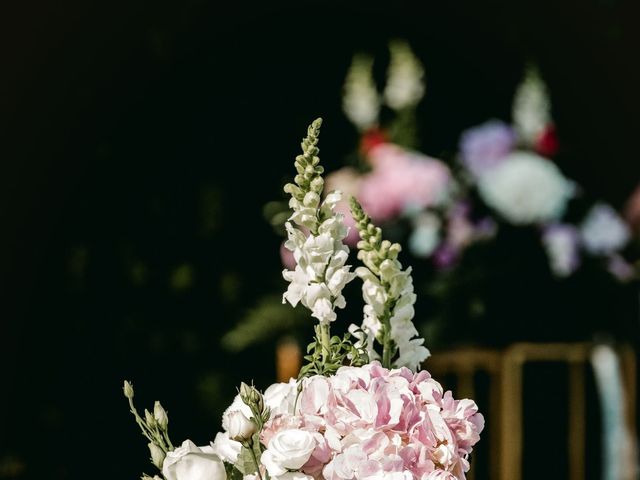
[282,190,356,323]
[384,41,425,111]
[343,54,380,131]
[580,203,630,255]
[512,65,551,144]
[478,151,573,225]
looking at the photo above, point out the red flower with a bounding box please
[535,124,559,157]
[360,127,388,155]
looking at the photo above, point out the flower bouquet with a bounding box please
[248,43,639,349]
[124,119,484,480]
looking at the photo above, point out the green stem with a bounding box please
[247,440,264,480]
[319,323,331,367]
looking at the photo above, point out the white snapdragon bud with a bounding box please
[148,443,165,469]
[227,410,257,442]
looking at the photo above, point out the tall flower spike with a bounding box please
[512,64,551,145]
[282,119,356,325]
[350,196,430,371]
[343,53,380,131]
[384,40,425,111]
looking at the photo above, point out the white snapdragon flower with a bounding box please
[512,65,551,145]
[351,198,430,371]
[384,41,425,111]
[478,151,573,225]
[282,120,357,324]
[283,192,356,323]
[343,54,380,131]
[580,203,630,255]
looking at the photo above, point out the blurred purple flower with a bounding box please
[433,244,459,270]
[542,224,580,277]
[459,120,515,177]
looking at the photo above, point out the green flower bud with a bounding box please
[148,443,165,469]
[154,401,169,431]
[144,409,156,428]
[123,380,134,399]
[239,382,252,403]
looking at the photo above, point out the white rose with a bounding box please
[263,379,298,416]
[222,395,252,432]
[227,410,256,442]
[211,432,242,463]
[275,473,314,480]
[260,429,316,477]
[162,440,226,480]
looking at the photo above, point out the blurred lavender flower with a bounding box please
[542,224,580,277]
[580,204,630,255]
[474,217,498,239]
[459,120,515,177]
[607,254,635,282]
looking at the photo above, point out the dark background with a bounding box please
[1,1,639,479]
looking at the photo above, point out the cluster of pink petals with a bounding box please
[359,144,451,223]
[262,362,484,480]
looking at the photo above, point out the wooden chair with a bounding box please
[426,343,637,480]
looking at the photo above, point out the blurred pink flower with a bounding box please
[624,184,640,232]
[359,144,451,222]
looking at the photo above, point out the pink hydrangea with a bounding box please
[359,144,451,223]
[260,362,484,480]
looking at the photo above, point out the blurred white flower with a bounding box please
[580,203,630,255]
[343,54,380,131]
[384,41,425,111]
[512,65,551,145]
[478,151,573,225]
[409,213,441,258]
[542,224,580,277]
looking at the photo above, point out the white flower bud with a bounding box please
[123,380,134,399]
[227,410,257,442]
[148,443,165,469]
[154,401,168,430]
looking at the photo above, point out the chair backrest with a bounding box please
[425,343,637,480]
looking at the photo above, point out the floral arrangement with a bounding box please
[124,119,484,480]
[338,50,637,281]
[225,41,638,352]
